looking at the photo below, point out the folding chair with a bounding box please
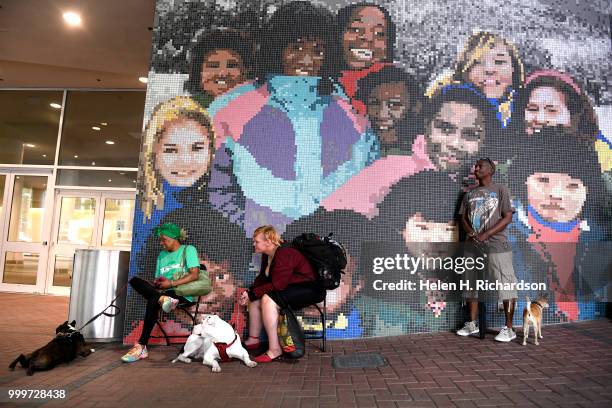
[151,262,211,345]
[303,297,327,352]
[152,295,205,345]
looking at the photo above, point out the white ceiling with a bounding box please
[0,0,155,89]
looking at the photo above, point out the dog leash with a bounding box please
[76,282,129,332]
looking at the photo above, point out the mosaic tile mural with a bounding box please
[124,0,612,343]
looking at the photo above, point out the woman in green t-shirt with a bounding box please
[121,223,200,363]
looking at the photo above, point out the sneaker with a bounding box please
[457,321,479,336]
[121,343,148,363]
[159,296,179,313]
[495,326,517,342]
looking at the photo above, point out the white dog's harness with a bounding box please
[214,333,238,362]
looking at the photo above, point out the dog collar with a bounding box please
[228,332,238,348]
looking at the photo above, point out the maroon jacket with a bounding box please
[248,246,318,301]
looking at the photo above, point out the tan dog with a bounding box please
[522,296,549,345]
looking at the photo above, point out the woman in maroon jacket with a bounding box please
[239,225,325,363]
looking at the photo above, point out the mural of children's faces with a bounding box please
[199,259,237,313]
[366,81,408,145]
[403,213,459,243]
[304,255,360,317]
[342,6,388,70]
[524,87,571,135]
[427,102,485,171]
[527,172,587,222]
[467,41,513,99]
[154,118,212,187]
[282,37,326,77]
[403,213,458,258]
[200,49,246,96]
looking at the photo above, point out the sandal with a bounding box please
[254,352,282,363]
[243,336,262,351]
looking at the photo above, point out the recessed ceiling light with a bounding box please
[138,77,148,84]
[50,103,62,109]
[24,143,35,148]
[42,154,47,158]
[63,11,82,26]
[92,126,101,131]
[108,179,112,182]
[100,122,108,126]
[91,161,96,166]
[74,155,79,158]
[105,140,115,145]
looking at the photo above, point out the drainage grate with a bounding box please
[332,352,386,369]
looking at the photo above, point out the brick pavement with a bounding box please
[0,293,611,407]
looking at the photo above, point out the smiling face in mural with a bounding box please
[426,101,485,172]
[366,81,408,146]
[342,6,388,70]
[282,37,326,76]
[467,41,513,100]
[154,118,212,187]
[200,48,246,96]
[527,172,587,223]
[524,86,571,135]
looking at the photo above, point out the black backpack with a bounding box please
[291,233,348,290]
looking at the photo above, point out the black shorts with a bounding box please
[266,282,325,310]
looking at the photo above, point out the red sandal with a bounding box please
[243,336,262,351]
[254,352,282,363]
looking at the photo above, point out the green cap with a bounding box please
[155,223,182,240]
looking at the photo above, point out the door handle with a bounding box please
[42,241,48,246]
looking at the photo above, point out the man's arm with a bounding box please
[462,211,477,239]
[477,185,514,242]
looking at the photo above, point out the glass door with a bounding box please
[0,175,6,274]
[98,195,135,250]
[46,192,99,295]
[45,190,135,295]
[0,173,53,293]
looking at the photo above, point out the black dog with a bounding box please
[9,320,94,376]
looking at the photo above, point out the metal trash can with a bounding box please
[69,249,129,342]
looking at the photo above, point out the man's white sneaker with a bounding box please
[457,321,479,336]
[495,326,517,342]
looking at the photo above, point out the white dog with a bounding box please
[172,314,257,372]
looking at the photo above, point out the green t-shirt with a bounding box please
[155,245,199,301]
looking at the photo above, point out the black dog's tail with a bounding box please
[8,354,29,370]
